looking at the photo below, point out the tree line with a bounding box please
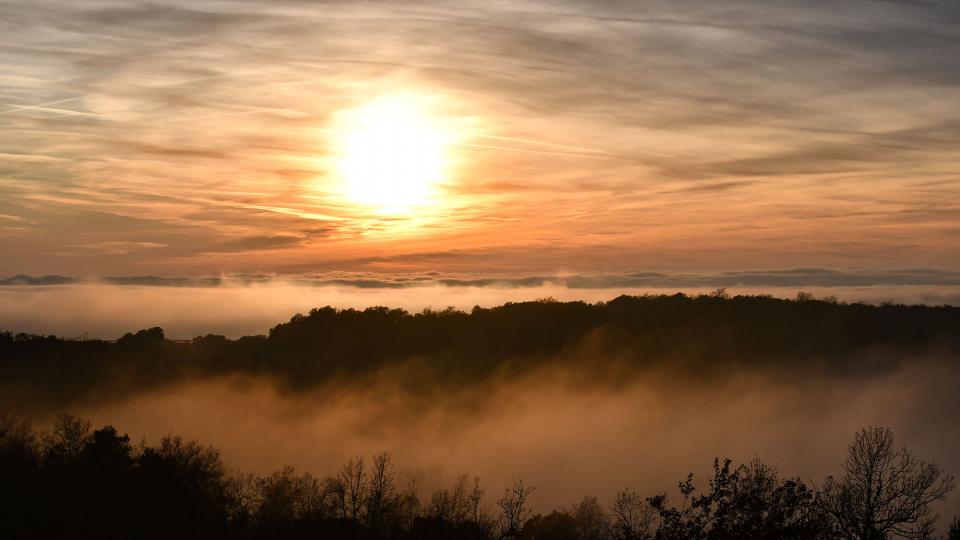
[3,292,959,413]
[0,415,955,539]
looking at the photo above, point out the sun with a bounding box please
[329,92,459,214]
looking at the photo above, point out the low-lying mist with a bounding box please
[66,357,960,518]
[4,294,959,519]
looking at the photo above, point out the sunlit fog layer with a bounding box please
[67,359,960,517]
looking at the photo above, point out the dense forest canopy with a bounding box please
[2,293,959,413]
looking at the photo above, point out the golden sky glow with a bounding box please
[0,1,958,276]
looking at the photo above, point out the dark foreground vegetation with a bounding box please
[0,416,955,539]
[2,292,959,412]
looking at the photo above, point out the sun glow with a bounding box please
[330,92,462,214]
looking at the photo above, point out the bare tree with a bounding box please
[468,476,486,523]
[572,495,610,540]
[252,466,325,523]
[820,426,955,540]
[225,472,261,526]
[469,476,496,535]
[428,474,471,522]
[45,414,91,459]
[365,452,397,531]
[0,415,39,461]
[255,466,300,523]
[322,475,347,518]
[338,455,367,521]
[498,477,535,539]
[610,488,657,540]
[294,472,324,520]
[398,477,422,530]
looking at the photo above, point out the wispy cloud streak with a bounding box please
[0,0,956,275]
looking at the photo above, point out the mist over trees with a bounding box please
[0,416,954,539]
[2,293,958,537]
[2,293,959,413]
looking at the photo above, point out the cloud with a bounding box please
[98,275,226,287]
[1,270,959,340]
[4,268,960,290]
[0,274,76,286]
[0,0,958,274]
[203,234,309,253]
[71,241,168,255]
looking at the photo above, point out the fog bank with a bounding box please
[2,281,959,339]
[58,359,960,518]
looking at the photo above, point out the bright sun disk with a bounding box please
[330,92,458,214]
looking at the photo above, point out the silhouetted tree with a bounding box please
[708,459,826,539]
[365,452,399,533]
[118,326,165,347]
[610,488,656,540]
[469,476,497,536]
[519,510,577,539]
[648,471,713,540]
[499,478,536,539]
[339,455,367,521]
[820,426,956,540]
[6,295,960,415]
[131,435,230,538]
[649,458,829,540]
[226,471,260,527]
[399,477,424,530]
[429,474,472,523]
[948,516,960,540]
[0,416,41,538]
[258,468,300,524]
[44,413,91,462]
[0,416,955,540]
[571,496,609,540]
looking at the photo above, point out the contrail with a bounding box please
[456,141,617,158]
[475,134,614,156]
[244,204,347,222]
[0,96,86,116]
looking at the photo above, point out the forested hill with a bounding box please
[2,293,959,412]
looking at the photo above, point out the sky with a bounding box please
[1,0,959,278]
[2,1,960,521]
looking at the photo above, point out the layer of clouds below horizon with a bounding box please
[1,268,959,339]
[1,0,958,274]
[50,358,960,524]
